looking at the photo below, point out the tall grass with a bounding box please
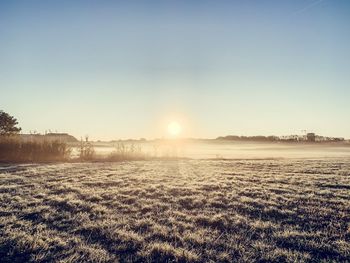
[0,136,71,162]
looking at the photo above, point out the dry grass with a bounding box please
[0,159,349,262]
[0,137,71,162]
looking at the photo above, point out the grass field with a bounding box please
[0,159,349,262]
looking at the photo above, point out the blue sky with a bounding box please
[1,0,349,140]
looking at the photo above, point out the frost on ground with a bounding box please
[0,159,349,262]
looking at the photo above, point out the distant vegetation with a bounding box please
[217,134,346,143]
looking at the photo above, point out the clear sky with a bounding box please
[1,0,349,140]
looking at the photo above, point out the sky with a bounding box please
[1,0,350,140]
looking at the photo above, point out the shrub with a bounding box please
[78,136,95,161]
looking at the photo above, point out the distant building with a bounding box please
[45,133,78,142]
[21,133,78,143]
[307,133,316,142]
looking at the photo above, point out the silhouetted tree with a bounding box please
[0,110,21,136]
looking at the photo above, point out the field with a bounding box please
[0,159,350,262]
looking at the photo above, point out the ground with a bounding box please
[0,159,349,262]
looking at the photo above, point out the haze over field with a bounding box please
[1,0,350,140]
[88,140,350,160]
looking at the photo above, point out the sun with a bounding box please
[167,121,181,136]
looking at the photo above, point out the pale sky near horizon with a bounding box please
[1,0,350,140]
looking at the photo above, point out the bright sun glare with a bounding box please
[167,121,181,136]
